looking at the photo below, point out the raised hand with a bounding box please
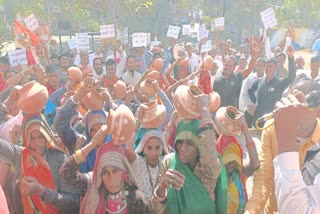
[158,169,185,191]
[286,46,295,58]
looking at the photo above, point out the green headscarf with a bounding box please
[166,119,228,214]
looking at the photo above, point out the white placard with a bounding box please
[89,52,96,67]
[132,33,148,47]
[260,7,278,29]
[146,33,151,45]
[150,41,161,51]
[76,33,90,50]
[100,24,115,39]
[73,54,80,66]
[214,17,225,31]
[201,40,212,53]
[8,49,28,67]
[117,27,129,44]
[182,25,192,35]
[197,24,209,41]
[68,39,78,49]
[193,23,200,33]
[166,25,181,39]
[24,14,39,32]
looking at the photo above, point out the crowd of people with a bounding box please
[0,17,320,214]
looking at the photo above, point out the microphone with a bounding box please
[256,90,320,124]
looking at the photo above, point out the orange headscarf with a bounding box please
[20,113,66,214]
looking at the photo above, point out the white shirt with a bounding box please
[121,70,142,86]
[187,53,198,73]
[274,152,320,214]
[239,72,262,112]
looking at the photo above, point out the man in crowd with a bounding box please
[103,59,119,94]
[79,49,92,78]
[239,58,265,126]
[92,58,105,81]
[297,56,320,81]
[248,47,296,128]
[186,42,197,73]
[245,77,320,214]
[275,52,288,79]
[273,80,320,213]
[213,39,260,108]
[58,54,70,85]
[121,55,142,86]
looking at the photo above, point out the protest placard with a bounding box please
[260,7,277,29]
[182,25,192,35]
[100,24,115,39]
[76,33,90,50]
[24,14,39,31]
[132,33,148,47]
[89,52,96,67]
[201,40,212,53]
[8,49,28,67]
[68,39,78,50]
[117,27,129,44]
[197,24,209,41]
[146,33,151,45]
[214,17,225,31]
[167,25,181,39]
[73,54,80,66]
[193,23,200,33]
[150,41,161,51]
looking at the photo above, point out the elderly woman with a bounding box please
[152,94,222,213]
[125,129,169,202]
[0,113,79,213]
[60,124,151,214]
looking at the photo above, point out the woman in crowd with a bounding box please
[126,129,169,202]
[215,106,260,213]
[0,112,79,213]
[60,123,151,213]
[152,93,222,213]
[53,75,108,172]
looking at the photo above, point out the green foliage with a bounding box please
[1,0,318,39]
[276,0,320,27]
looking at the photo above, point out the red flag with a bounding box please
[12,20,39,47]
